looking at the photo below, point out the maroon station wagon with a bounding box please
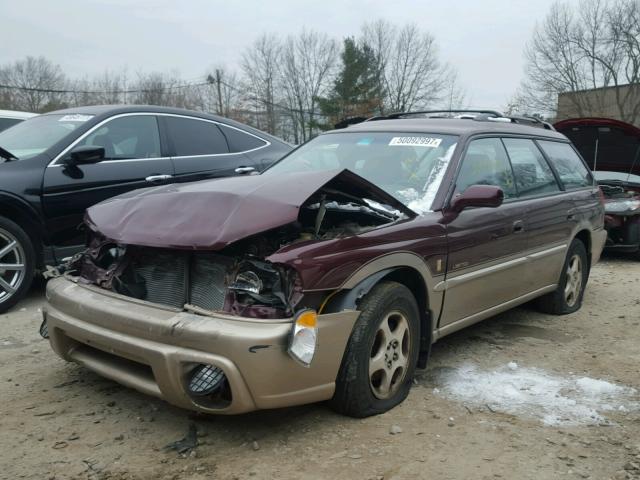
[43,112,606,417]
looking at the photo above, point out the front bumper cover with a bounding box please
[44,277,358,414]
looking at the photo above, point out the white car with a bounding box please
[0,110,36,132]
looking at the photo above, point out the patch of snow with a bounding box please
[433,363,638,426]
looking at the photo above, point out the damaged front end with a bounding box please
[66,169,414,319]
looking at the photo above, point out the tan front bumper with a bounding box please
[44,277,359,414]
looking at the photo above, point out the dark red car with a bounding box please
[555,118,640,257]
[43,113,606,417]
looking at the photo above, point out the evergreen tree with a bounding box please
[316,37,383,129]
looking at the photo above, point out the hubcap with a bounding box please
[564,254,582,307]
[369,311,411,399]
[0,228,26,305]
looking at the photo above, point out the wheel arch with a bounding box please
[322,252,440,369]
[573,228,592,271]
[0,193,45,268]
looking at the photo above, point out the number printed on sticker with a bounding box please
[389,137,442,148]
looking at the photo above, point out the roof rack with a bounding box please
[362,109,555,130]
[366,109,504,120]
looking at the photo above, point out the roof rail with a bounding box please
[367,109,504,120]
[359,109,555,130]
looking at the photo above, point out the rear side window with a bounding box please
[456,137,516,198]
[166,117,229,156]
[502,138,560,197]
[537,140,593,189]
[219,125,267,152]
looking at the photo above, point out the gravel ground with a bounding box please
[1,255,639,480]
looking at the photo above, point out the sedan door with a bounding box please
[42,114,174,255]
[162,116,261,183]
[439,137,529,328]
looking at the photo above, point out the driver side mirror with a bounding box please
[64,145,105,166]
[449,185,504,213]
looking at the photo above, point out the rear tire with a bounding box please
[537,239,588,315]
[330,281,420,418]
[0,217,35,314]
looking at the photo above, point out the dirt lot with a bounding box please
[1,255,639,480]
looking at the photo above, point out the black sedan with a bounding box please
[0,105,292,312]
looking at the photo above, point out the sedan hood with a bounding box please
[85,169,417,250]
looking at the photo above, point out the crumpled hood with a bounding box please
[85,169,416,250]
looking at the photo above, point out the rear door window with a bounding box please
[537,140,593,189]
[456,137,516,198]
[502,138,560,197]
[165,117,229,157]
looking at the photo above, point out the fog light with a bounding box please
[188,364,225,396]
[288,309,318,367]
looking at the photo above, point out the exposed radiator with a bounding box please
[190,253,231,311]
[122,250,230,311]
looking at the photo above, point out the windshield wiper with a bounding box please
[0,146,17,161]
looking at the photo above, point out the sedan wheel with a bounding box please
[0,227,27,305]
[0,217,35,314]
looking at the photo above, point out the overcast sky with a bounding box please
[1,0,566,109]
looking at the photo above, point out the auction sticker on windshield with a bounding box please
[389,136,442,148]
[59,114,94,122]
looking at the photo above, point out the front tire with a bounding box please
[0,217,35,314]
[537,239,588,315]
[330,281,420,418]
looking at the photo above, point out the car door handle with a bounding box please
[512,220,525,233]
[234,166,255,174]
[145,174,173,182]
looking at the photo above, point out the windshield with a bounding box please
[0,113,93,160]
[266,132,458,213]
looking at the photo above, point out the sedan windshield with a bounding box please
[265,132,458,213]
[0,113,93,160]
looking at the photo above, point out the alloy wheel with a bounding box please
[369,311,411,399]
[0,228,26,305]
[564,254,582,307]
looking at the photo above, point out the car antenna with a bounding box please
[626,144,640,184]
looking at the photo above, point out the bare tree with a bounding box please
[360,19,394,113]
[0,56,66,112]
[280,30,338,143]
[130,71,200,109]
[514,0,640,123]
[361,21,448,113]
[440,68,468,110]
[241,34,282,135]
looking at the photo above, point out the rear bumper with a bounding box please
[44,277,358,414]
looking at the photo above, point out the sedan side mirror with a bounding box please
[449,185,504,213]
[64,145,105,165]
